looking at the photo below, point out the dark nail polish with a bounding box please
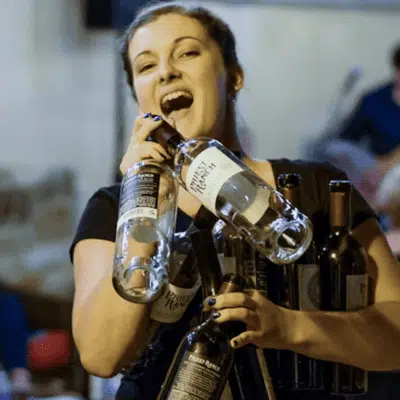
[144,112,152,118]
[208,298,216,306]
[152,115,162,121]
[199,303,204,311]
[231,340,238,348]
[212,312,220,319]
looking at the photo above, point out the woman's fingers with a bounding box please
[132,114,163,143]
[230,330,263,349]
[203,292,258,311]
[120,113,172,175]
[212,307,260,330]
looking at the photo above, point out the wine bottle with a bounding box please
[276,173,324,391]
[213,220,272,400]
[157,229,246,400]
[147,114,313,265]
[319,180,369,396]
[112,160,178,303]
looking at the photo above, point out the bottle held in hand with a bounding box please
[113,160,178,303]
[157,230,246,400]
[147,115,313,265]
[319,180,369,396]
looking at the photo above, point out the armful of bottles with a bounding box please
[263,174,369,397]
[112,115,313,304]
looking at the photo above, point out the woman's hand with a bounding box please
[120,113,171,175]
[203,290,290,350]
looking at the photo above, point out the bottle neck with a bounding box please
[280,187,300,208]
[217,274,245,295]
[329,192,351,232]
[190,230,223,298]
[152,121,184,156]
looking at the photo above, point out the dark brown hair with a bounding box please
[392,42,400,69]
[119,1,241,100]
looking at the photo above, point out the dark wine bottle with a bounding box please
[213,220,271,400]
[319,180,369,396]
[157,229,246,400]
[276,173,324,392]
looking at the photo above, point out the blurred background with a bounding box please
[0,0,399,398]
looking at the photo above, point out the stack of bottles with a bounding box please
[110,115,370,399]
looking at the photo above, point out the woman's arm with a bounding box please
[72,239,152,378]
[205,218,400,371]
[287,218,400,371]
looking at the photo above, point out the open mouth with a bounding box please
[160,90,194,116]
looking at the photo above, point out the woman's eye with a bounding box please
[138,64,155,73]
[180,51,199,58]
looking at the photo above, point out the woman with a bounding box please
[70,2,400,399]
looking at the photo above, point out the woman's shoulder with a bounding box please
[90,183,121,205]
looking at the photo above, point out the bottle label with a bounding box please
[244,259,256,287]
[255,253,269,297]
[185,147,243,214]
[150,281,201,323]
[297,264,320,310]
[166,351,223,400]
[117,172,160,229]
[346,274,368,311]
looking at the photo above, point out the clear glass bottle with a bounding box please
[112,160,178,303]
[148,116,313,264]
[319,180,369,396]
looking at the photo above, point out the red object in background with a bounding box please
[28,330,71,371]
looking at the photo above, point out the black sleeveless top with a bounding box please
[69,159,377,400]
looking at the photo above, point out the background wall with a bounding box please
[1,0,399,214]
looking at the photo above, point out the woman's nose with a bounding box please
[158,60,181,84]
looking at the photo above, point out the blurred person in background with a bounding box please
[338,43,400,208]
[316,43,400,231]
[0,292,32,398]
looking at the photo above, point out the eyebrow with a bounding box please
[133,36,205,63]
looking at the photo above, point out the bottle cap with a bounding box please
[329,180,352,193]
[277,173,301,189]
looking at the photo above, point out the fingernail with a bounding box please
[208,298,216,306]
[231,340,238,348]
[152,115,162,121]
[144,112,152,118]
[211,311,220,319]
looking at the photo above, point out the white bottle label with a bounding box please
[117,172,160,230]
[346,274,368,311]
[150,280,201,323]
[185,147,243,214]
[298,264,320,311]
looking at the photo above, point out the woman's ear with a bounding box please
[229,66,244,97]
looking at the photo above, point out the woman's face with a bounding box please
[128,13,229,140]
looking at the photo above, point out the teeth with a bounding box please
[161,90,192,105]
